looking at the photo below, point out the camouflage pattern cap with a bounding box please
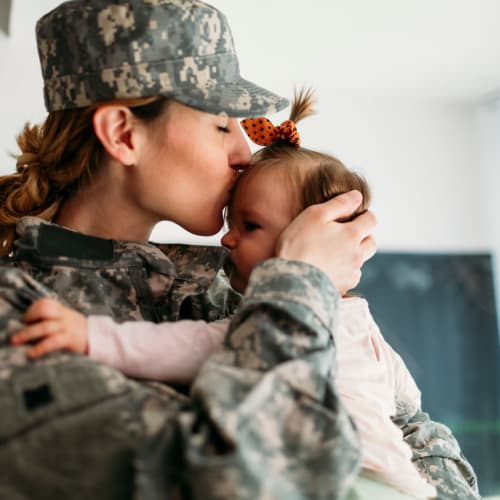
[36,0,289,116]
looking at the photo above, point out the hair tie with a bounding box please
[240,117,301,147]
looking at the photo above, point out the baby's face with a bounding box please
[221,170,295,293]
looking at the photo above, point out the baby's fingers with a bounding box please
[27,334,69,359]
[11,320,61,346]
[24,297,64,324]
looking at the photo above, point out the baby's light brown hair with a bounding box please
[236,88,370,221]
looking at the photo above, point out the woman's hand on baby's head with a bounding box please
[10,297,88,359]
[276,190,377,295]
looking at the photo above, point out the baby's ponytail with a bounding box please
[289,87,316,124]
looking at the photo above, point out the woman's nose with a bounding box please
[228,120,251,170]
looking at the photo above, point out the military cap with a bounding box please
[36,0,289,116]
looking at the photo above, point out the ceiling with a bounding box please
[216,0,500,103]
[6,0,500,103]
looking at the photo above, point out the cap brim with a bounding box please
[167,77,289,118]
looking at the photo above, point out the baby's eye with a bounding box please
[218,125,230,134]
[243,221,260,231]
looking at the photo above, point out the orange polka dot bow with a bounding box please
[240,118,301,147]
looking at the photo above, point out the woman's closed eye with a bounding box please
[218,125,230,134]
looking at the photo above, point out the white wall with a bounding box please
[478,95,500,317]
[270,93,483,252]
[0,2,51,174]
[478,94,500,253]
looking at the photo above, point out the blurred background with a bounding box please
[1,0,499,496]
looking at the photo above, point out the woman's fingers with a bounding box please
[360,234,377,264]
[315,190,363,222]
[276,192,377,295]
[346,210,377,241]
[11,320,61,345]
[346,217,377,269]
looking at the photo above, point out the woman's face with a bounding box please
[133,101,251,235]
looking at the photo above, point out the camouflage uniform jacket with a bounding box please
[0,217,479,499]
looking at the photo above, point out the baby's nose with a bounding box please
[221,231,236,249]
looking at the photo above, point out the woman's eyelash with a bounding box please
[218,126,230,133]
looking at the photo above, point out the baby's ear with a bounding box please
[93,105,137,166]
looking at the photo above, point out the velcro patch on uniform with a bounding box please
[38,225,114,260]
[23,383,54,411]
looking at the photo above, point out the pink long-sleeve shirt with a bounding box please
[88,297,436,498]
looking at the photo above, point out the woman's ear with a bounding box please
[93,105,137,166]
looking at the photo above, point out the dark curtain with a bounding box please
[356,253,500,497]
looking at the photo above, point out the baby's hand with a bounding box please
[10,297,88,358]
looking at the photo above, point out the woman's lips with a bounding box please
[228,171,240,193]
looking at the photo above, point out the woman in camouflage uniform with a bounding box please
[0,1,477,499]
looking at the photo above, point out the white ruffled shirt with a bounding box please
[335,297,436,498]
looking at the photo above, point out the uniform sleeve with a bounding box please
[136,258,362,500]
[394,410,480,499]
[88,316,228,384]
